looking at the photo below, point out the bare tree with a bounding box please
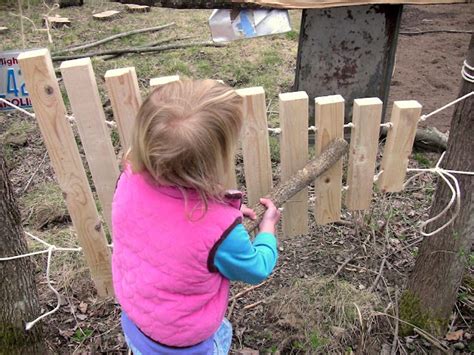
[0,147,46,353]
[400,35,474,336]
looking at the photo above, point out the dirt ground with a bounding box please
[0,1,473,354]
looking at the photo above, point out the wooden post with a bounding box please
[377,100,422,192]
[236,87,273,206]
[314,95,344,224]
[18,49,113,297]
[105,67,142,152]
[279,91,309,237]
[149,75,180,88]
[60,58,120,231]
[346,98,383,210]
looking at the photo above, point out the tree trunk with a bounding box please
[0,147,46,353]
[399,35,474,336]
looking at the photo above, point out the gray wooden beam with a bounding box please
[295,5,402,123]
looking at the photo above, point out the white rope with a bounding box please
[0,231,82,330]
[419,91,474,122]
[406,152,468,237]
[0,97,117,128]
[461,60,474,83]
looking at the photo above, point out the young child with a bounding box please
[112,80,280,354]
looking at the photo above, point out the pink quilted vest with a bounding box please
[112,167,242,347]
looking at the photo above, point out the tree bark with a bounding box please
[243,138,348,232]
[0,147,46,353]
[400,35,474,336]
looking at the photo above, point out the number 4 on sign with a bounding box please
[6,68,28,96]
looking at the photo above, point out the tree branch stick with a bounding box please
[101,36,194,60]
[243,138,348,233]
[52,41,223,61]
[54,23,175,54]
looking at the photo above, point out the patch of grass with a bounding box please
[72,328,93,342]
[21,182,69,229]
[262,48,283,67]
[268,276,379,352]
[0,120,36,147]
[309,331,327,350]
[284,30,299,41]
[413,152,431,168]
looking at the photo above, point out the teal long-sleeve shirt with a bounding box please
[213,224,278,285]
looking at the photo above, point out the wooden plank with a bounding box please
[18,49,113,297]
[125,4,151,12]
[279,91,309,237]
[93,10,121,20]
[346,98,382,210]
[236,87,273,206]
[105,67,142,152]
[149,75,180,88]
[60,58,120,231]
[378,100,422,192]
[314,94,344,224]
[139,0,468,9]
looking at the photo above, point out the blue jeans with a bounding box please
[123,314,232,355]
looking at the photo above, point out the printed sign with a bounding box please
[209,9,292,43]
[0,49,33,111]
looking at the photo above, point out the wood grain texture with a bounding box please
[377,100,422,192]
[346,98,382,210]
[105,67,142,152]
[18,49,113,297]
[60,58,120,231]
[236,87,273,206]
[314,95,344,224]
[144,0,468,9]
[236,0,468,8]
[149,75,180,88]
[279,91,309,237]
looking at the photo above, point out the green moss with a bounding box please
[399,290,447,336]
[0,323,39,350]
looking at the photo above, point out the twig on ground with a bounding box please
[369,256,387,292]
[391,289,399,355]
[243,300,264,311]
[413,328,449,353]
[55,23,176,54]
[230,281,268,302]
[18,0,25,48]
[101,36,194,60]
[375,312,450,353]
[51,41,223,61]
[333,254,356,278]
[22,151,47,194]
[400,29,474,36]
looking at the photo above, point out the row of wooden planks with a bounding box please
[17,48,422,296]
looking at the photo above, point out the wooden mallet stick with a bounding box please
[243,138,348,232]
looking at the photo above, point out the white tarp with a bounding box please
[209,9,292,43]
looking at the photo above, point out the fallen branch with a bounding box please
[333,254,356,278]
[102,36,194,60]
[369,256,387,292]
[413,328,449,353]
[381,126,448,153]
[400,29,474,36]
[52,41,223,61]
[54,23,175,54]
[229,280,268,302]
[243,138,348,233]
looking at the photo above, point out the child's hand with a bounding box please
[259,198,281,235]
[241,204,257,220]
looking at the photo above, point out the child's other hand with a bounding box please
[241,205,257,220]
[259,198,281,235]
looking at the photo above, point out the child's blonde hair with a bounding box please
[128,79,243,207]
